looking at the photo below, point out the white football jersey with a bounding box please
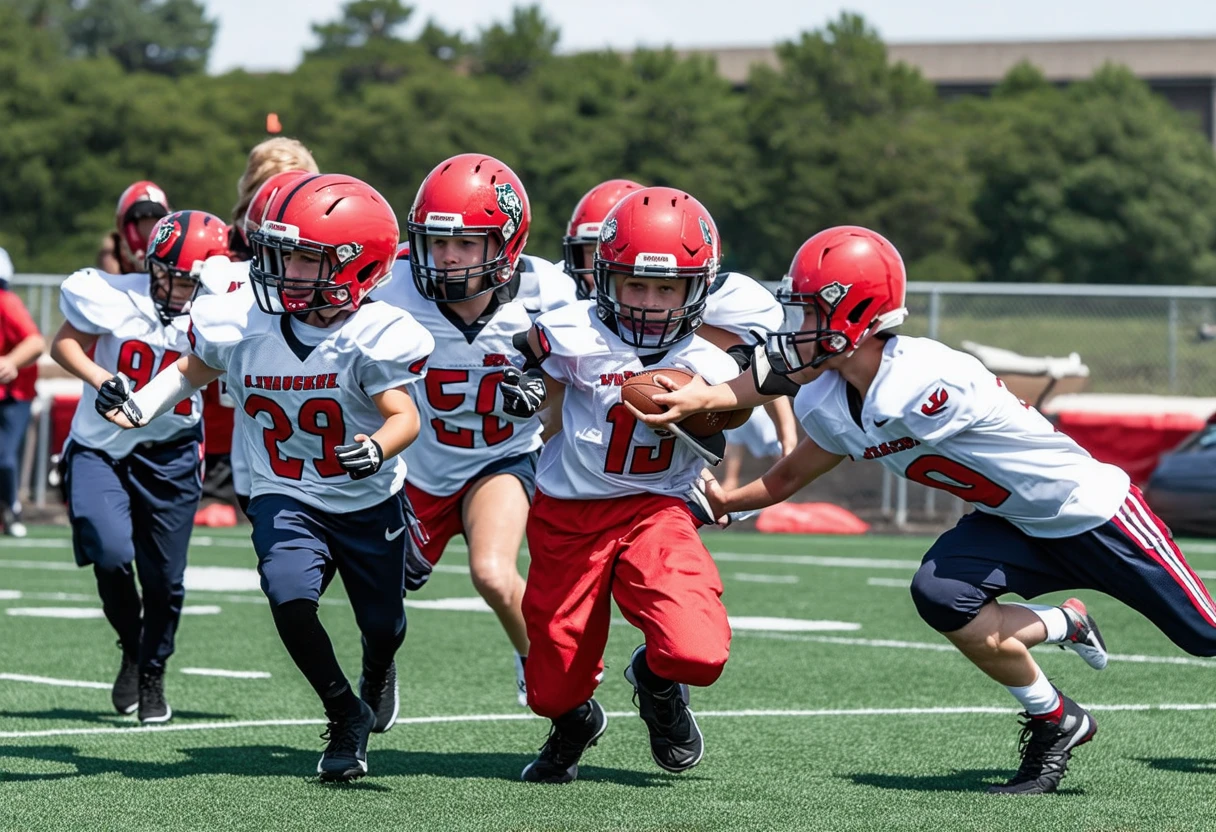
[61,268,202,459]
[793,336,1130,538]
[517,255,578,317]
[374,261,543,497]
[188,291,434,514]
[196,257,254,494]
[534,302,740,500]
[702,271,783,338]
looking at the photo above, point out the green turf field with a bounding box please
[3,526,1216,831]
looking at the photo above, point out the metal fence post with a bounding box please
[1168,297,1179,393]
[923,289,941,518]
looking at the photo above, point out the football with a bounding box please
[621,369,751,438]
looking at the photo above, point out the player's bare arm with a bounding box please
[708,437,844,517]
[369,386,422,459]
[51,321,115,390]
[765,396,799,455]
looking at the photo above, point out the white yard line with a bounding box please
[866,578,910,588]
[0,673,111,690]
[710,551,921,570]
[732,573,799,584]
[179,668,271,679]
[736,630,1216,667]
[5,702,1216,740]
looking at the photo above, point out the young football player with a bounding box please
[97,181,171,274]
[634,225,1216,795]
[101,174,434,782]
[51,209,229,724]
[560,177,798,507]
[381,153,543,706]
[510,187,738,784]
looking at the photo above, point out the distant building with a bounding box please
[683,37,1216,146]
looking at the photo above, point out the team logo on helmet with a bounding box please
[151,220,175,251]
[335,243,363,266]
[495,183,524,241]
[600,217,617,244]
[819,281,852,310]
[699,217,713,247]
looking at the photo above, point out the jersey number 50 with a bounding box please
[424,369,513,448]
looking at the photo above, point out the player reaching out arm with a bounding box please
[100,175,435,784]
[636,225,1216,796]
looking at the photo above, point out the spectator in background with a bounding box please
[0,248,45,538]
[193,137,319,525]
[227,138,319,260]
[97,182,172,275]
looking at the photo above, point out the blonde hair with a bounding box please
[232,137,319,225]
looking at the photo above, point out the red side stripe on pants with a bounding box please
[1111,489,1216,627]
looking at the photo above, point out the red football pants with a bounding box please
[522,490,731,719]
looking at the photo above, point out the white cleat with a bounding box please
[1059,598,1108,670]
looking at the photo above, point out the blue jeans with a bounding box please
[0,398,32,510]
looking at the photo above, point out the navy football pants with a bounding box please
[66,435,202,671]
[911,487,1216,656]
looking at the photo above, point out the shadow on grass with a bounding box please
[2,709,233,725]
[1136,757,1216,775]
[0,745,684,788]
[841,770,1083,795]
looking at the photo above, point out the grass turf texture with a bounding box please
[2,526,1216,831]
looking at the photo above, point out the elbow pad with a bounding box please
[752,342,801,398]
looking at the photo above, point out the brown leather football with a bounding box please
[620,369,751,438]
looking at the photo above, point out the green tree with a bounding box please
[474,5,560,83]
[962,64,1216,284]
[65,0,216,76]
[737,13,973,279]
[310,0,414,55]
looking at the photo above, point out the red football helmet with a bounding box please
[768,225,908,374]
[563,178,644,299]
[406,153,530,303]
[241,170,312,247]
[115,180,171,271]
[594,187,720,349]
[145,210,231,324]
[248,173,399,315]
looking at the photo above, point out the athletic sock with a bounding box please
[1010,602,1069,644]
[1005,668,1063,720]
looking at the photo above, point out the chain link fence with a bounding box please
[9,275,1216,524]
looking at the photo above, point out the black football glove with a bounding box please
[95,373,146,425]
[335,436,384,480]
[498,367,546,421]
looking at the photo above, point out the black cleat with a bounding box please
[521,699,608,784]
[112,648,139,715]
[625,645,704,773]
[988,693,1097,795]
[137,669,172,724]
[358,661,399,734]
[318,700,376,782]
[1059,598,1108,670]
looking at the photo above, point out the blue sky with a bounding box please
[204,0,1216,73]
